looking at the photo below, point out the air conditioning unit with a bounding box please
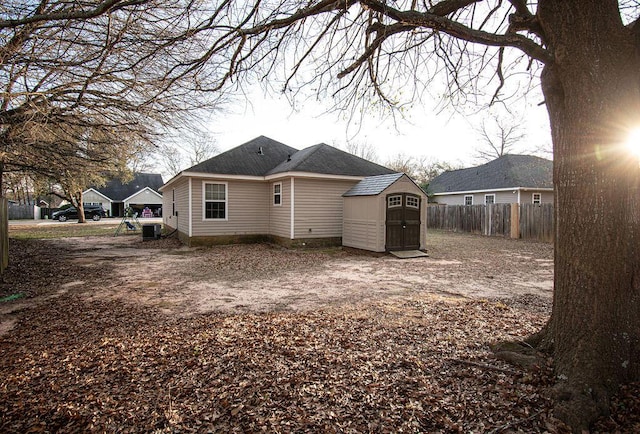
[142,224,162,240]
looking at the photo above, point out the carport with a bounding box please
[342,173,427,252]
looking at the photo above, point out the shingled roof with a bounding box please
[267,143,394,177]
[188,136,298,176]
[184,137,394,178]
[429,154,553,194]
[96,173,164,201]
[343,173,405,197]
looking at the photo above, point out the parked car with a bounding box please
[52,205,106,222]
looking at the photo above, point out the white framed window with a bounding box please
[406,195,419,209]
[464,195,473,205]
[203,182,227,220]
[273,182,282,206]
[532,193,542,204]
[388,195,402,208]
[484,194,495,205]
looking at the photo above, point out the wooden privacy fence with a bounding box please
[1,198,8,274]
[427,203,554,242]
[8,203,34,220]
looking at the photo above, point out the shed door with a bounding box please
[385,193,421,251]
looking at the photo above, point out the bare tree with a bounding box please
[475,115,526,162]
[386,153,418,177]
[0,1,221,201]
[339,141,380,163]
[387,153,459,187]
[157,131,220,178]
[158,1,639,429]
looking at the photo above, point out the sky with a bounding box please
[205,84,553,169]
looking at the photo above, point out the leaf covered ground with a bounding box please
[0,233,638,433]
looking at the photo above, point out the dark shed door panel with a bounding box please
[385,193,421,251]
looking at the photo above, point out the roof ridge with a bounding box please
[293,143,322,161]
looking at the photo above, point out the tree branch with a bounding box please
[360,0,551,63]
[0,0,150,29]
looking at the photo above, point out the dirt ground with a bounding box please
[33,230,553,317]
[2,231,639,432]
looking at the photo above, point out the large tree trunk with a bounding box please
[538,1,640,430]
[73,190,87,224]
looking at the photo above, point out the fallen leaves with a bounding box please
[0,235,638,432]
[1,291,559,433]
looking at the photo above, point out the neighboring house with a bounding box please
[428,155,553,205]
[160,136,428,252]
[83,173,164,217]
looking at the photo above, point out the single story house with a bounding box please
[160,136,427,252]
[428,154,553,205]
[83,173,164,217]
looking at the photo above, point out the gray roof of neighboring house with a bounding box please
[429,154,553,194]
[188,136,298,176]
[343,173,405,197]
[94,173,164,201]
[184,136,394,178]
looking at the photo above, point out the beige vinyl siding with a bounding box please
[343,196,382,251]
[125,189,162,207]
[82,190,110,211]
[269,179,291,239]
[192,179,270,237]
[435,190,523,205]
[493,190,518,203]
[163,178,189,234]
[527,190,554,204]
[432,194,466,205]
[293,178,358,239]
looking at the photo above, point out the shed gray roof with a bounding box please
[188,136,298,176]
[343,173,405,197]
[429,154,553,194]
[184,137,394,178]
[93,173,164,201]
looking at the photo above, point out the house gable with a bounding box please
[82,188,112,203]
[123,186,163,205]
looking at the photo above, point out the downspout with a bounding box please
[188,178,193,238]
[290,177,295,239]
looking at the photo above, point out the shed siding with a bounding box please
[293,178,358,239]
[125,189,162,206]
[191,179,270,237]
[269,179,291,239]
[342,196,381,251]
[343,175,427,252]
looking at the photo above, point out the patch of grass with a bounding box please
[9,222,138,239]
[0,293,24,302]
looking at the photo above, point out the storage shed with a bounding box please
[342,173,427,252]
